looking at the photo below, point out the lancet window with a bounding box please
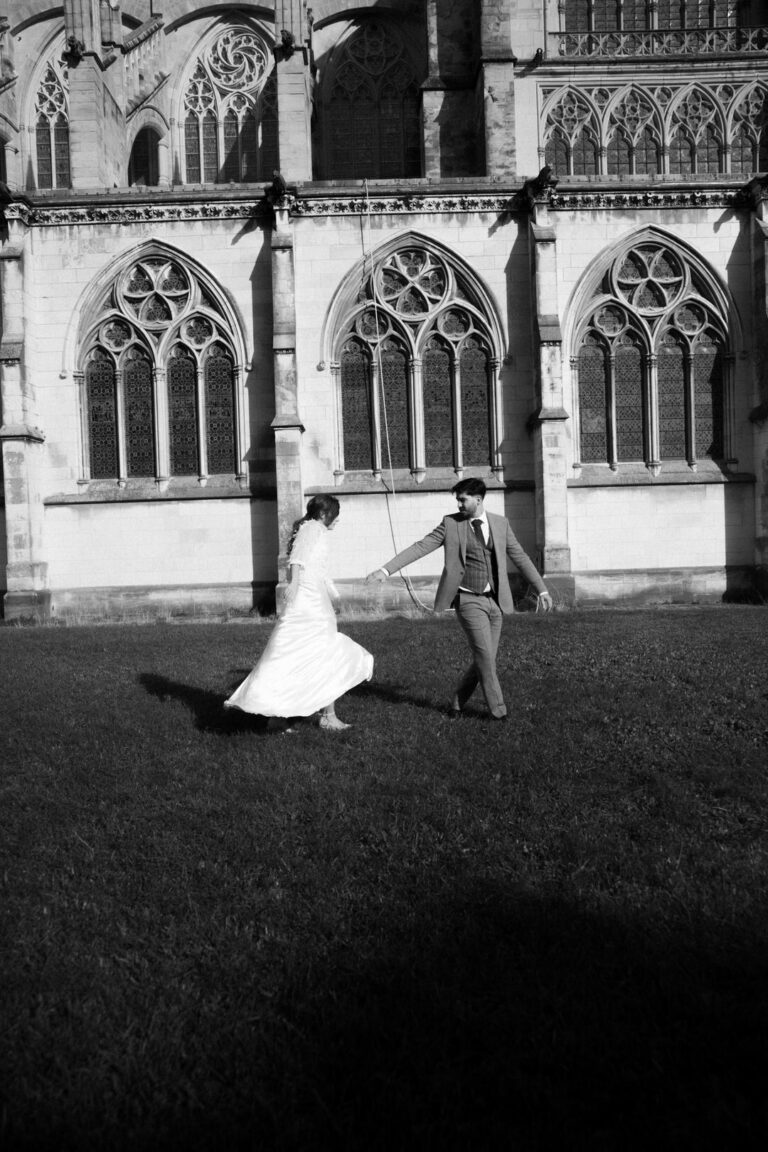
[334,246,501,481]
[79,254,244,484]
[572,240,729,472]
[34,61,70,189]
[321,20,422,180]
[182,27,277,184]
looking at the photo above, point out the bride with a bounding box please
[224,495,373,731]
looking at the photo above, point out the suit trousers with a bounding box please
[452,590,506,718]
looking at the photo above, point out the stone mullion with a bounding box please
[196,363,208,482]
[646,352,661,474]
[76,371,90,482]
[488,356,503,479]
[233,364,248,487]
[570,356,583,473]
[410,356,426,482]
[453,355,464,476]
[331,363,345,483]
[115,367,128,486]
[154,366,170,484]
[607,350,619,470]
[684,349,696,468]
[371,356,384,480]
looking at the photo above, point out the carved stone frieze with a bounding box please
[17,201,271,227]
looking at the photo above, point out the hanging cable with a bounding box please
[363,179,434,613]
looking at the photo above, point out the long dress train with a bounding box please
[224,519,373,718]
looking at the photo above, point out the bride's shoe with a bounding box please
[318,714,351,731]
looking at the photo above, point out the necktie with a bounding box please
[472,518,486,546]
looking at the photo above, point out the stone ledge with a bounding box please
[569,464,754,487]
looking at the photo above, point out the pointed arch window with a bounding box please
[35,61,70,189]
[334,246,500,481]
[183,28,277,185]
[128,127,160,187]
[79,254,245,485]
[322,20,422,180]
[573,240,730,472]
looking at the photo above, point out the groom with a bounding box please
[365,478,552,721]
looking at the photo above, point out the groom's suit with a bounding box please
[382,512,547,718]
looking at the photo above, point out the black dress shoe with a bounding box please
[447,707,463,720]
[489,714,508,722]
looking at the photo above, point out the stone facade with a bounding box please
[0,0,766,620]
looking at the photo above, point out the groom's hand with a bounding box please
[537,591,553,613]
[365,568,388,584]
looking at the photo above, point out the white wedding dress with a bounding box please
[224,519,373,718]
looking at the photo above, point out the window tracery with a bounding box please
[183,27,277,184]
[543,80,768,176]
[321,20,422,180]
[334,245,499,480]
[80,254,243,484]
[35,60,70,189]
[572,239,729,471]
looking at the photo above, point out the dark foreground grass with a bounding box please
[1,607,767,1151]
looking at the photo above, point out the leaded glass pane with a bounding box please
[202,112,218,182]
[657,335,687,458]
[460,339,490,466]
[564,0,590,31]
[622,0,649,30]
[634,128,660,176]
[545,129,569,176]
[732,125,757,176]
[87,352,119,479]
[241,111,259,181]
[593,1,620,32]
[615,341,644,461]
[260,74,279,178]
[36,120,52,189]
[669,130,695,175]
[54,117,70,187]
[697,124,721,176]
[607,131,631,176]
[572,130,598,176]
[341,341,373,470]
[185,116,201,183]
[423,343,453,467]
[222,110,239,182]
[693,336,723,458]
[578,340,608,463]
[205,346,236,473]
[657,0,684,27]
[168,349,199,476]
[124,351,155,477]
[380,341,409,468]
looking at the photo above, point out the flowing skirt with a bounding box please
[224,576,373,718]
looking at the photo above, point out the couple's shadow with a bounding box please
[138,673,448,734]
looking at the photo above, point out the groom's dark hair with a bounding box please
[452,477,486,498]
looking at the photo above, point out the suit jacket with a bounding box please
[384,512,547,615]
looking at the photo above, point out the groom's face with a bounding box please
[456,493,482,518]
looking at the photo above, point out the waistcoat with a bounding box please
[462,523,496,594]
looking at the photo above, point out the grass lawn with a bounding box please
[1,607,767,1151]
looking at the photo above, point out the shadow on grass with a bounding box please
[350,678,487,718]
[6,882,767,1151]
[139,671,269,734]
[242,888,767,1152]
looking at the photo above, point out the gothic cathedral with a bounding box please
[1,1,767,619]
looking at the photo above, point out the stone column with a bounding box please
[0,200,49,621]
[275,0,313,182]
[479,0,517,178]
[63,0,124,189]
[270,202,304,588]
[744,179,768,594]
[527,197,574,602]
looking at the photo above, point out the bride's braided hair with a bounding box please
[286,494,340,557]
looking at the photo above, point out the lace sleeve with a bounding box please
[288,520,325,568]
